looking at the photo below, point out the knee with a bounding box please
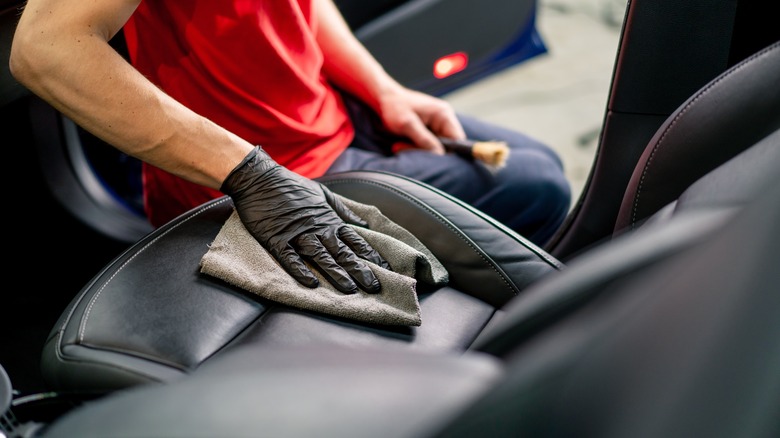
[539,168,571,215]
[512,150,571,216]
[534,170,571,225]
[511,172,571,246]
[501,153,572,241]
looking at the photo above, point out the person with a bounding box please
[10,0,570,293]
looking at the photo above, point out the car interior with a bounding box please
[1,0,779,436]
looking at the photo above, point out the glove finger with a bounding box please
[295,234,359,294]
[321,231,381,294]
[339,226,392,271]
[272,245,320,289]
[321,186,369,228]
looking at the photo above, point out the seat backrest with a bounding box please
[613,41,780,234]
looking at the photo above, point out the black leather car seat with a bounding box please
[39,147,780,438]
[40,41,780,398]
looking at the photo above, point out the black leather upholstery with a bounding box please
[39,143,780,438]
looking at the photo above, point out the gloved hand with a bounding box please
[221,146,390,294]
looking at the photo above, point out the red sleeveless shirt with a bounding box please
[124,0,354,226]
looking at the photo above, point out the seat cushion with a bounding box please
[41,170,561,392]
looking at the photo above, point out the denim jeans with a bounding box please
[325,96,571,247]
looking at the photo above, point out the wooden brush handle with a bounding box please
[438,137,477,157]
[439,137,509,168]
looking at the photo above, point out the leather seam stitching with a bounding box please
[325,176,526,297]
[77,197,233,343]
[631,43,778,228]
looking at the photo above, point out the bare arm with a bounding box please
[9,0,253,189]
[9,0,388,292]
[313,0,465,153]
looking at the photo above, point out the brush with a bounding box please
[438,137,510,169]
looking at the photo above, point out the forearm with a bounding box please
[9,0,253,189]
[313,0,403,111]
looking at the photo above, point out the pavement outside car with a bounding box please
[443,0,627,206]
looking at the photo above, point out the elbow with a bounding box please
[9,27,48,91]
[9,36,33,88]
[8,50,29,89]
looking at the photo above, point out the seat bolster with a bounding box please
[40,343,185,393]
[471,209,728,356]
[319,171,563,307]
[41,198,266,391]
[633,127,780,231]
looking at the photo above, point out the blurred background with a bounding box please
[443,0,627,204]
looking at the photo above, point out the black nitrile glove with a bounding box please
[221,146,390,294]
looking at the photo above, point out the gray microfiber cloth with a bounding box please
[199,196,448,326]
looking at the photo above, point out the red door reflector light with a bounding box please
[433,52,469,79]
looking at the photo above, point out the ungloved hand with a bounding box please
[221,146,390,294]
